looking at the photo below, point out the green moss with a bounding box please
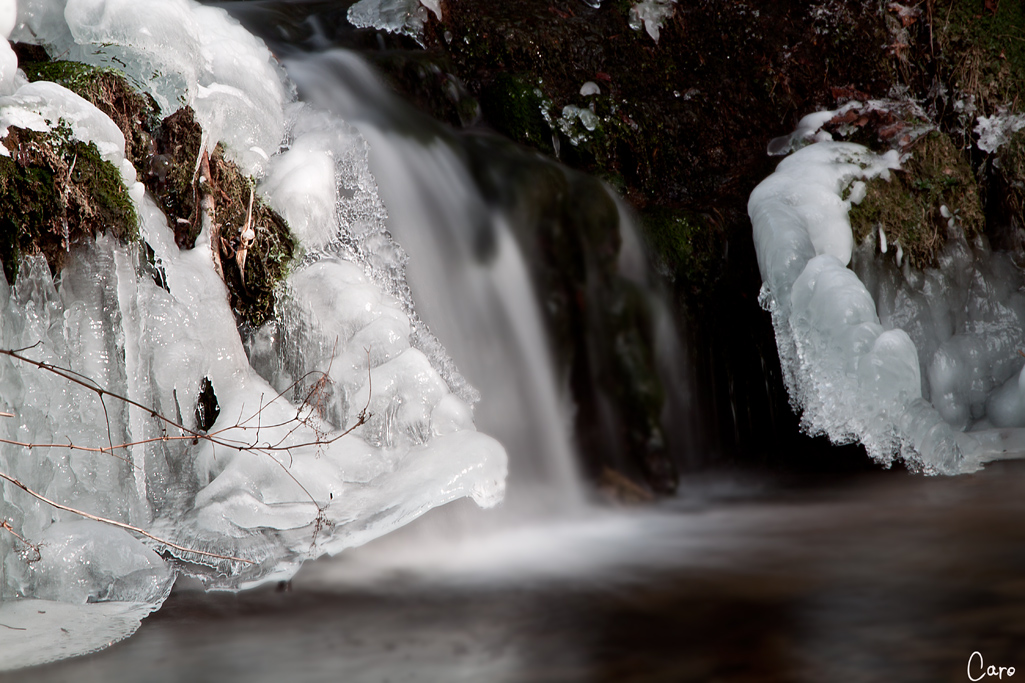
[0,123,138,284]
[479,73,554,153]
[929,1,1025,117]
[13,55,295,330]
[849,131,983,268]
[638,206,724,297]
[997,127,1025,222]
[21,59,158,170]
[208,145,297,329]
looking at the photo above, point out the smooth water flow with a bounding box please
[285,50,586,516]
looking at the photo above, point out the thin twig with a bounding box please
[0,472,253,565]
[0,343,376,568]
[2,347,358,456]
[199,150,224,281]
[1,520,40,563]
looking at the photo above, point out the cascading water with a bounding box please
[282,49,585,513]
[2,2,1024,679]
[0,0,716,671]
[0,0,509,668]
[0,0,695,668]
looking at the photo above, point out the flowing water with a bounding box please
[9,461,1025,682]
[3,2,1024,680]
[283,48,585,514]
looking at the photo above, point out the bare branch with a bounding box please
[199,149,224,282]
[0,342,377,570]
[1,520,41,563]
[0,472,253,565]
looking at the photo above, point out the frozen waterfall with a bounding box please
[280,49,585,516]
[0,0,506,669]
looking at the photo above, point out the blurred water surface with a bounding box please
[8,460,1025,682]
[8,3,1025,680]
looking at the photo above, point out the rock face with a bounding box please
[414,0,1025,472]
[13,52,297,331]
[221,1,1025,483]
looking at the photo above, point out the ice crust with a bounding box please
[752,133,1025,473]
[0,0,506,668]
[628,0,676,42]
[346,0,439,41]
[975,111,1025,154]
[13,0,290,175]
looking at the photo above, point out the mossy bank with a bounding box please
[7,49,298,331]
[0,123,138,285]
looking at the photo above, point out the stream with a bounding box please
[3,1,1024,680]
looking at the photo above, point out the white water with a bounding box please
[283,49,586,516]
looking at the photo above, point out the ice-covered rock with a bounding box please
[0,0,507,670]
[14,0,289,176]
[0,79,139,187]
[751,140,976,472]
[347,0,438,42]
[753,124,1025,473]
[629,0,676,42]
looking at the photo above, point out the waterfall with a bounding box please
[0,0,699,669]
[0,0,508,668]
[282,49,585,515]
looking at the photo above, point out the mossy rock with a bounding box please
[368,50,481,129]
[13,50,296,331]
[638,206,725,298]
[997,127,1025,226]
[479,73,554,154]
[849,131,983,268]
[599,277,675,491]
[932,0,1025,117]
[145,107,204,249]
[208,145,297,330]
[0,124,138,284]
[20,57,159,172]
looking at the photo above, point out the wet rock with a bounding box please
[0,125,138,284]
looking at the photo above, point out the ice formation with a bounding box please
[753,117,1025,474]
[0,0,506,669]
[347,0,439,42]
[628,0,676,42]
[975,111,1025,154]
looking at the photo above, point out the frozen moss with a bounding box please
[849,131,983,268]
[11,60,296,330]
[0,123,138,284]
[20,59,159,171]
